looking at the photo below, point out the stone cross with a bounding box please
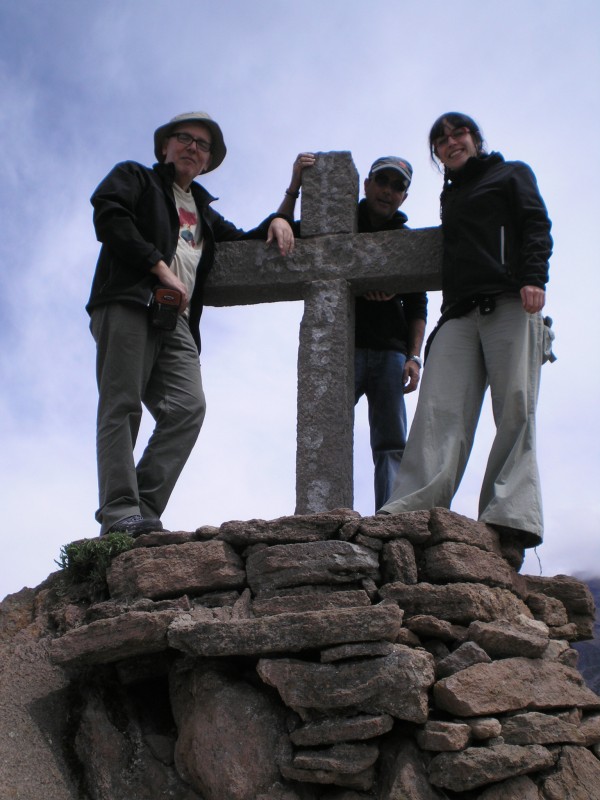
[203,152,442,514]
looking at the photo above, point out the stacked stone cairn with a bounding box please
[46,508,600,799]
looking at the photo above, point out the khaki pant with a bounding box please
[379,295,545,545]
[91,303,205,535]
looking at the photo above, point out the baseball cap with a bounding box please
[369,156,413,188]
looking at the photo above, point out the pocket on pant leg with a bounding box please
[542,316,557,364]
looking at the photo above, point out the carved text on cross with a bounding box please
[204,152,442,514]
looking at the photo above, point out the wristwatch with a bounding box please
[407,355,423,368]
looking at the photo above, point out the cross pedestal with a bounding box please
[203,152,442,514]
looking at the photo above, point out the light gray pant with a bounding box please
[379,295,545,544]
[91,303,206,535]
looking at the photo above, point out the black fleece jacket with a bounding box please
[440,152,552,311]
[354,199,427,352]
[87,160,283,352]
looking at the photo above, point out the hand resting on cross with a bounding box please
[266,217,295,256]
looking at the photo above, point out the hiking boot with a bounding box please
[105,514,163,537]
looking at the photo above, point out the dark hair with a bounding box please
[428,112,486,167]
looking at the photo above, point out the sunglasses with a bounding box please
[372,173,408,193]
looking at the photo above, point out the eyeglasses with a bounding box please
[372,173,408,193]
[169,132,212,152]
[434,127,472,149]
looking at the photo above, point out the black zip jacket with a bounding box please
[354,199,427,351]
[440,152,552,312]
[87,160,285,352]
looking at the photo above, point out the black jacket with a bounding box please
[440,152,552,311]
[87,160,281,352]
[354,199,427,351]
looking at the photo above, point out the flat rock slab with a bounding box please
[320,641,395,662]
[290,714,394,746]
[278,731,375,791]
[380,582,531,625]
[416,721,471,752]
[348,511,431,543]
[252,589,371,617]
[257,645,434,723]
[85,595,190,623]
[428,508,501,552]
[107,540,245,599]
[501,711,586,745]
[404,614,467,643]
[428,743,555,792]
[168,604,402,657]
[131,529,197,546]
[218,511,359,547]
[246,540,380,593]
[434,657,600,716]
[292,742,379,774]
[467,618,549,659]
[421,542,514,588]
[48,610,179,666]
[279,761,374,791]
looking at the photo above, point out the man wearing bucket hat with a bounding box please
[278,154,427,510]
[87,111,294,537]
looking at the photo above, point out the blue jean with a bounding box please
[355,348,408,510]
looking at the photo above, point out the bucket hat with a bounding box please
[153,111,227,173]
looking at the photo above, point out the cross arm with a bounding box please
[203,227,443,307]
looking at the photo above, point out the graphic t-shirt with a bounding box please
[170,183,203,316]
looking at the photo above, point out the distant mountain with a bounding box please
[573,577,600,694]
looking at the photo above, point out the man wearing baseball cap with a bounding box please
[87,112,294,537]
[278,154,427,510]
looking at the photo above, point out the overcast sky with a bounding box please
[1,0,598,599]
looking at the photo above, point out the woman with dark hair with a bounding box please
[379,112,553,562]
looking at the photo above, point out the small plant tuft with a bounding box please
[56,533,134,596]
